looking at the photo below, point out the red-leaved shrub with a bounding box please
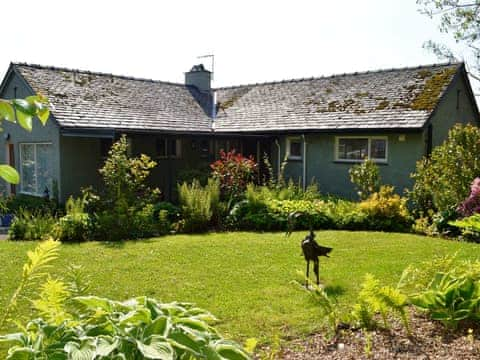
[210,150,258,201]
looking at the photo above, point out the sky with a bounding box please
[2,0,477,93]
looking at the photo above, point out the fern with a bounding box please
[65,264,91,297]
[32,278,71,325]
[0,238,61,328]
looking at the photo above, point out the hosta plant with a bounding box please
[0,295,251,359]
[410,270,480,329]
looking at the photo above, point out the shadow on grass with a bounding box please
[323,284,345,297]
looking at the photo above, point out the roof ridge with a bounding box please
[213,61,462,90]
[11,62,185,87]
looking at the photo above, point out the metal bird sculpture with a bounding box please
[301,230,332,288]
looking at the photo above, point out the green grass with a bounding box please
[1,231,480,345]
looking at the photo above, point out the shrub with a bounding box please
[90,135,161,241]
[178,180,216,232]
[449,213,480,241]
[8,208,56,241]
[228,185,412,232]
[349,159,381,200]
[210,149,257,201]
[153,201,180,222]
[56,195,91,242]
[358,185,411,231]
[5,194,58,215]
[410,124,480,214]
[99,135,160,207]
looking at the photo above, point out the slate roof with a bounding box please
[8,62,462,134]
[214,63,461,133]
[12,64,213,133]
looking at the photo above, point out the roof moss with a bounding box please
[410,67,457,111]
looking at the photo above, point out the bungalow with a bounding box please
[0,62,478,202]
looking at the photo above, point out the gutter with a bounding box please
[274,138,281,182]
[302,134,307,190]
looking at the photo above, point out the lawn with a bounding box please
[1,231,480,346]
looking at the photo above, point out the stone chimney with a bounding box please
[185,64,211,92]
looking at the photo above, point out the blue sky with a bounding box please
[2,0,476,92]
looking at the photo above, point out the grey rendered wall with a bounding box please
[0,71,61,199]
[429,72,479,147]
[279,132,424,199]
[59,136,103,201]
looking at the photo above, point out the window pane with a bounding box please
[169,139,177,157]
[370,139,386,160]
[36,144,53,195]
[290,141,302,157]
[21,144,35,194]
[156,138,166,157]
[338,138,368,160]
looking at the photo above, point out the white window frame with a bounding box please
[19,142,53,196]
[286,136,302,160]
[334,136,388,163]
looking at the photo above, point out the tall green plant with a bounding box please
[178,180,216,232]
[349,159,381,200]
[99,135,159,207]
[410,124,480,214]
[0,239,60,329]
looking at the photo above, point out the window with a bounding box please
[156,138,181,158]
[287,137,302,160]
[335,136,388,162]
[100,138,113,158]
[20,143,53,196]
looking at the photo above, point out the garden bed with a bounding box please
[280,311,480,359]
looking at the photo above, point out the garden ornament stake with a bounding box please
[301,230,332,288]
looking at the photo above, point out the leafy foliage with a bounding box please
[228,184,411,232]
[0,239,60,329]
[410,269,480,328]
[2,295,251,359]
[99,135,159,207]
[410,124,480,214]
[0,241,249,359]
[351,274,409,333]
[210,150,258,202]
[178,179,219,233]
[56,195,91,242]
[90,135,162,241]
[358,185,411,232]
[449,213,480,240]
[0,95,50,184]
[399,254,480,328]
[349,159,381,200]
[8,208,57,241]
[417,0,480,79]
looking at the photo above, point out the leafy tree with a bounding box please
[417,0,480,83]
[0,94,50,183]
[349,159,381,200]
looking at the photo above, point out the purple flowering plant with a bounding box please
[457,177,480,217]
